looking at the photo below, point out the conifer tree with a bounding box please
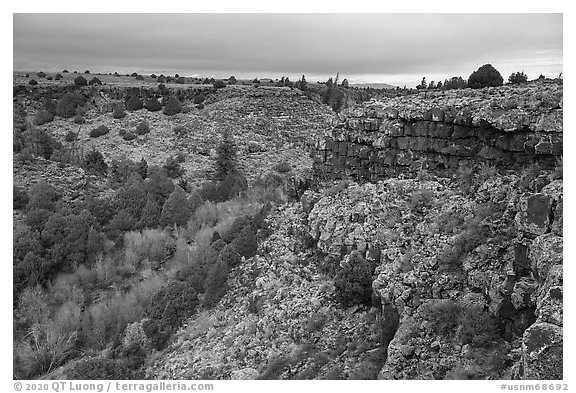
[214,130,238,181]
[138,197,161,229]
[202,259,230,308]
[160,186,192,227]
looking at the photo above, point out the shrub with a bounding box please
[467,64,503,89]
[135,75,144,81]
[56,92,84,118]
[22,126,62,159]
[68,358,133,380]
[163,96,183,116]
[89,77,102,85]
[160,186,192,227]
[202,259,229,308]
[65,131,77,142]
[124,229,172,269]
[147,281,199,331]
[145,96,162,112]
[273,160,292,173]
[198,182,220,203]
[457,303,498,347]
[436,217,490,269]
[508,71,528,84]
[214,130,238,181]
[175,245,218,294]
[409,189,435,214]
[27,180,58,211]
[126,96,143,111]
[74,75,88,86]
[73,114,84,124]
[419,299,461,336]
[13,185,29,210]
[173,125,187,136]
[83,149,108,175]
[54,74,63,80]
[334,251,373,307]
[135,121,150,135]
[37,71,46,78]
[85,292,145,349]
[231,225,258,259]
[218,244,242,268]
[222,215,253,243]
[33,110,54,126]
[218,171,248,200]
[193,93,206,104]
[163,156,185,179]
[122,132,137,141]
[24,208,53,232]
[213,80,226,89]
[89,125,110,138]
[113,105,127,119]
[29,79,38,85]
[145,167,175,206]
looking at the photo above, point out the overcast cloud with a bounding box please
[13,13,562,87]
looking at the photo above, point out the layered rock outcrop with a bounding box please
[307,81,563,380]
[313,80,562,181]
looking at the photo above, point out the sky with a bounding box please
[13,13,563,88]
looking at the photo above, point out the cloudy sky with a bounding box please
[13,13,562,87]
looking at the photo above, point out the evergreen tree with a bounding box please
[213,131,238,181]
[106,209,136,240]
[27,180,58,211]
[145,96,162,112]
[160,186,192,227]
[114,174,147,219]
[138,197,161,229]
[138,158,148,179]
[334,251,373,307]
[231,225,258,258]
[145,167,175,206]
[468,64,503,89]
[42,208,96,272]
[163,96,183,116]
[508,71,528,84]
[202,259,229,308]
[298,74,308,91]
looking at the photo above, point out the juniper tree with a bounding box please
[159,186,192,227]
[213,130,238,181]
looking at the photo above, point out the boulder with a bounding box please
[536,286,563,326]
[521,322,563,380]
[528,234,563,283]
[515,194,554,236]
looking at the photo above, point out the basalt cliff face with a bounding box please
[306,81,563,379]
[313,80,562,181]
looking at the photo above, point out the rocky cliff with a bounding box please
[306,81,563,379]
[313,80,562,181]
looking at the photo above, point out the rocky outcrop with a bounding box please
[313,80,562,181]
[305,171,562,379]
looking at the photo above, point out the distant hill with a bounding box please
[350,82,397,89]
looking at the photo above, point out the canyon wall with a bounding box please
[313,80,562,180]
